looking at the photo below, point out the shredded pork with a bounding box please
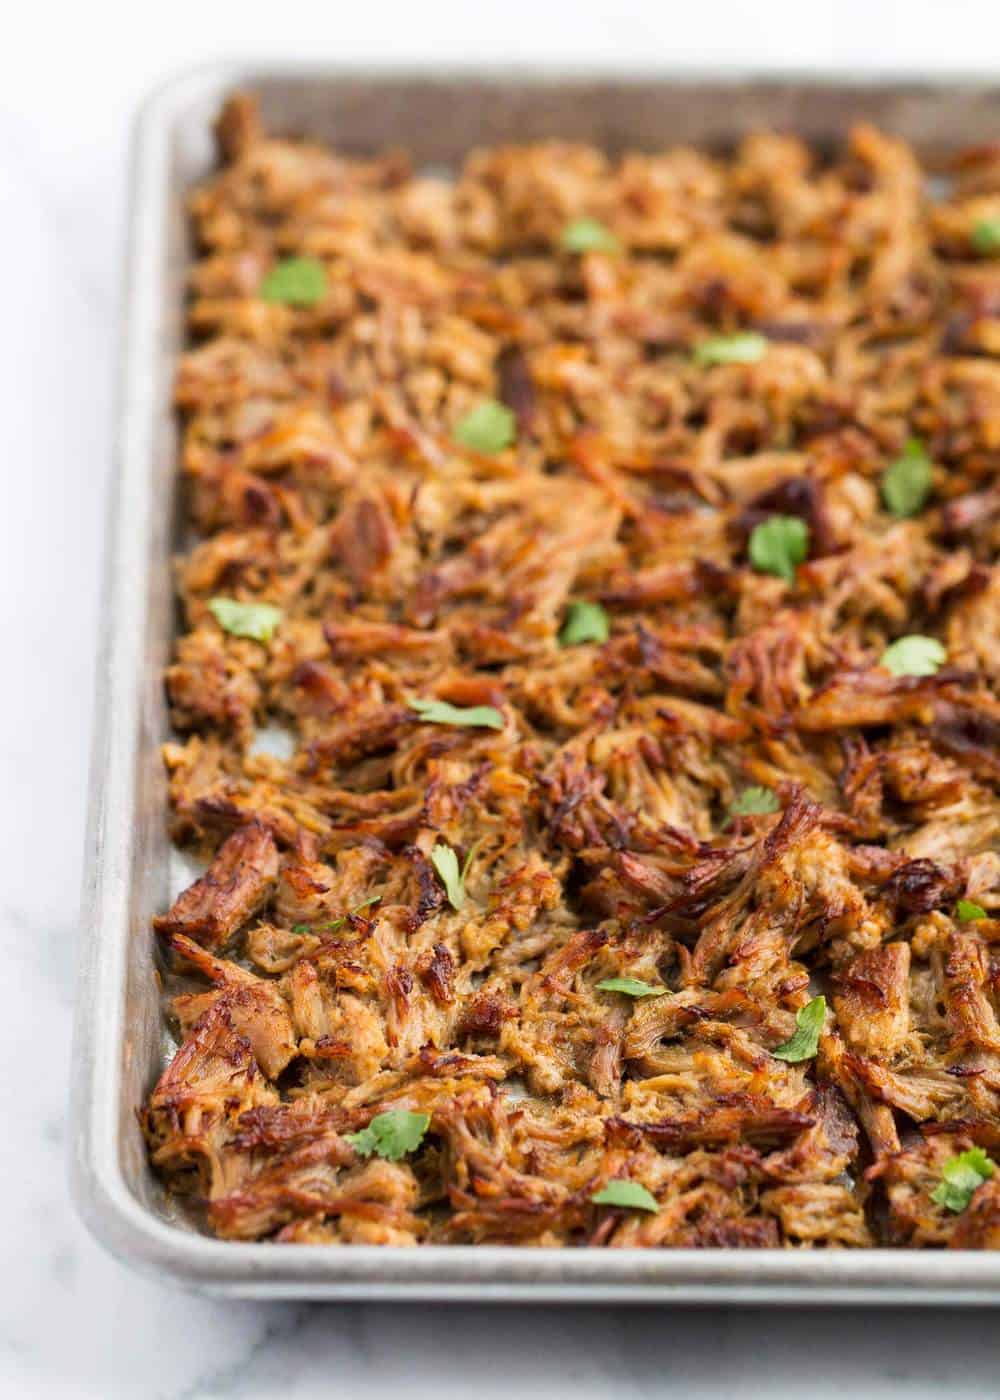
[143,94,1000,1249]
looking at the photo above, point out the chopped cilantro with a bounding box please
[591,1179,660,1212]
[772,996,826,1063]
[430,843,471,911]
[561,217,620,254]
[882,438,933,517]
[559,600,610,646]
[956,899,988,923]
[259,257,327,307]
[749,515,809,583]
[346,1110,430,1162]
[290,896,382,936]
[694,332,768,366]
[595,977,665,998]
[730,786,780,817]
[971,219,1000,255]
[208,596,282,643]
[407,698,504,730]
[454,400,516,454]
[879,635,946,677]
[931,1147,995,1213]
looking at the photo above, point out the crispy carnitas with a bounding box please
[144,94,1000,1249]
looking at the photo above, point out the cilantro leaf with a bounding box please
[971,219,1000,256]
[407,697,504,730]
[342,894,382,921]
[559,600,610,646]
[931,1147,995,1213]
[730,786,780,817]
[259,257,327,307]
[772,996,826,1062]
[956,899,988,923]
[454,400,516,454]
[290,896,382,936]
[881,438,933,517]
[694,332,768,366]
[595,977,665,998]
[591,1179,660,1213]
[346,1110,430,1162]
[208,596,282,643]
[431,843,467,910]
[748,515,809,583]
[879,634,946,677]
[561,217,620,254]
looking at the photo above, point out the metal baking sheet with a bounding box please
[70,64,1000,1301]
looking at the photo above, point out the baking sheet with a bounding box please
[70,64,1000,1300]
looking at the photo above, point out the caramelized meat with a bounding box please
[144,95,1000,1249]
[154,822,279,949]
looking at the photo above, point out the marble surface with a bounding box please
[2,3,999,1394]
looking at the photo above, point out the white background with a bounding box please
[1,2,998,1395]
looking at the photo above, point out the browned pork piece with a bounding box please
[154,822,279,948]
[144,93,1000,1248]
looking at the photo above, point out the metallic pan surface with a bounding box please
[71,65,1000,1301]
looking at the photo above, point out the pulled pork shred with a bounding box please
[143,93,1000,1250]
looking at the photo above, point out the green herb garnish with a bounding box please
[730,786,780,817]
[290,895,382,936]
[748,515,809,583]
[454,400,516,454]
[208,596,282,643]
[561,216,620,254]
[931,1147,995,1214]
[971,219,1000,256]
[879,635,946,678]
[430,841,480,912]
[956,899,988,923]
[407,697,504,730]
[591,1180,660,1213]
[259,256,327,307]
[595,977,665,998]
[772,996,826,1063]
[559,600,610,647]
[346,1110,430,1162]
[694,332,768,366]
[881,438,933,518]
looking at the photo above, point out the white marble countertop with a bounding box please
[2,3,999,1394]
